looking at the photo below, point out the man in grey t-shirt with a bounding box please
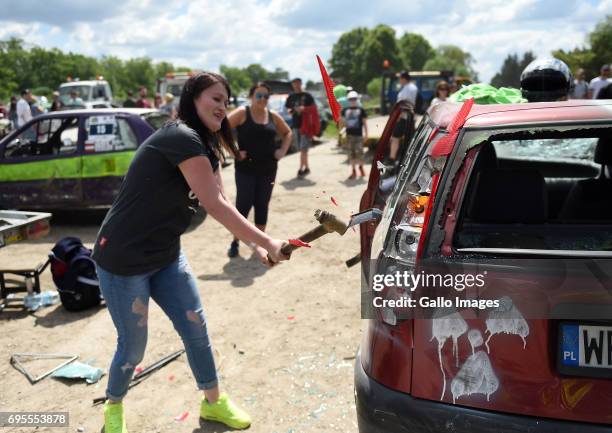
[570,68,589,99]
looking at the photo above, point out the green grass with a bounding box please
[362,98,379,109]
[323,121,339,139]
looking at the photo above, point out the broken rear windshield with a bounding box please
[453,125,612,254]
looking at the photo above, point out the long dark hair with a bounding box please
[177,72,239,158]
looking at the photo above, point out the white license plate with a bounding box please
[559,323,612,378]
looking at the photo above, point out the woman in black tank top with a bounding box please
[227,82,292,257]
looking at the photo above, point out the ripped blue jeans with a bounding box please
[96,253,217,401]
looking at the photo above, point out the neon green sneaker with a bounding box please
[200,392,251,429]
[103,401,128,433]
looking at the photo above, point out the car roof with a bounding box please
[39,108,159,117]
[428,99,612,129]
[59,81,109,87]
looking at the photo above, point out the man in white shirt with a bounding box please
[388,71,418,166]
[16,89,33,127]
[396,71,418,105]
[589,64,611,99]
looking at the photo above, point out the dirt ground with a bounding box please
[0,137,370,433]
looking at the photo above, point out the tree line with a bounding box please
[329,25,478,95]
[0,38,290,102]
[2,15,609,104]
[490,15,611,88]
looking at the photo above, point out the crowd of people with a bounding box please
[571,64,612,99]
[0,85,180,135]
[2,89,57,130]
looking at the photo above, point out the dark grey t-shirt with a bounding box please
[92,122,219,275]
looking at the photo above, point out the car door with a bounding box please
[80,114,140,207]
[0,115,82,209]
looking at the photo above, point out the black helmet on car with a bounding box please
[520,57,573,102]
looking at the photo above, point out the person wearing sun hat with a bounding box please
[341,90,368,179]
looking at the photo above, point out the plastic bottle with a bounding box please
[40,290,60,306]
[23,293,42,311]
[23,290,60,311]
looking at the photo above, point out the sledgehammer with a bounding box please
[269,209,348,263]
[271,208,384,262]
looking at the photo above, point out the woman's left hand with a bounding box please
[274,149,286,160]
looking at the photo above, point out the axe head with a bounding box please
[347,208,383,229]
[314,209,348,235]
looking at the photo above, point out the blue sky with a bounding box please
[0,0,610,84]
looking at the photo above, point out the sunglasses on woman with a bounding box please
[255,92,270,100]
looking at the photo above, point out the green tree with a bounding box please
[330,27,370,87]
[423,45,478,81]
[366,77,382,99]
[244,63,269,84]
[0,37,296,104]
[219,65,251,94]
[155,61,175,79]
[123,57,156,93]
[398,32,434,70]
[553,15,612,79]
[0,38,30,98]
[589,15,612,67]
[357,25,401,92]
[553,47,595,77]
[100,55,127,97]
[490,51,535,88]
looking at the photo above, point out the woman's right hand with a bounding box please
[266,239,291,264]
[239,150,247,160]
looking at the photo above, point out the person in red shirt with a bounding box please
[285,78,316,178]
[135,86,151,108]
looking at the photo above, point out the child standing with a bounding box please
[341,91,368,179]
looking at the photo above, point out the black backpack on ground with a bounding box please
[49,237,102,311]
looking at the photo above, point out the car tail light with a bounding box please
[416,172,439,260]
[361,160,443,395]
[373,159,443,325]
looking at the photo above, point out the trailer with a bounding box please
[0,211,52,309]
[0,210,51,248]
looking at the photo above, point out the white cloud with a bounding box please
[0,0,610,85]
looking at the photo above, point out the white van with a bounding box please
[157,72,199,107]
[58,79,113,109]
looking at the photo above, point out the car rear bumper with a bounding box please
[354,350,611,433]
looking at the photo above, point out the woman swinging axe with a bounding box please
[92,71,290,433]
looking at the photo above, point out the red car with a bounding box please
[356,99,612,432]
